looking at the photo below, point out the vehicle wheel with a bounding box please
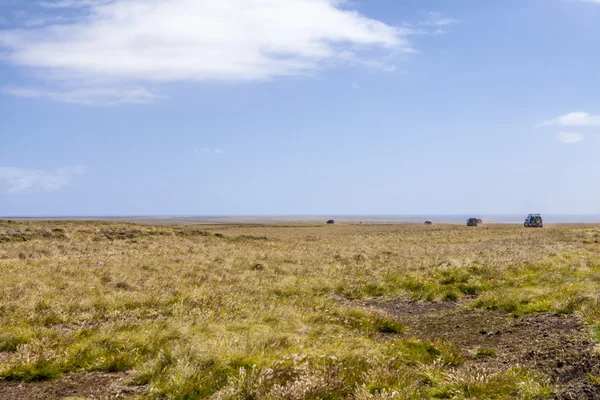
[535,217,542,225]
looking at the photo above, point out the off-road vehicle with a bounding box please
[524,214,543,228]
[467,218,479,227]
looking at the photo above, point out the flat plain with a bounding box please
[1,220,600,399]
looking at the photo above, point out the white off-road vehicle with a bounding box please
[524,214,543,228]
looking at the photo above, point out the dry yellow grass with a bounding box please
[1,221,600,399]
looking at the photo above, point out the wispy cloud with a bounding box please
[38,0,116,8]
[194,148,224,155]
[402,12,460,36]
[580,0,600,5]
[541,112,600,127]
[2,85,163,105]
[0,0,420,105]
[558,132,585,144]
[0,166,87,193]
[419,13,460,27]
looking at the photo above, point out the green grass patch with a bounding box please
[0,330,33,352]
[475,348,497,358]
[0,357,62,382]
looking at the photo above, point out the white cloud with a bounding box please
[558,132,585,144]
[541,112,600,127]
[580,0,600,4]
[0,166,87,193]
[0,0,415,104]
[194,148,224,155]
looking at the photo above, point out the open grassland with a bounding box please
[1,221,600,399]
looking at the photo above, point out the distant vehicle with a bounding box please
[424,220,433,225]
[327,220,335,224]
[524,214,543,228]
[467,218,479,227]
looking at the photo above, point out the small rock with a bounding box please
[251,263,266,271]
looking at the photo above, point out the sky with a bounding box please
[1,0,600,217]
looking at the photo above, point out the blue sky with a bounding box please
[1,0,600,216]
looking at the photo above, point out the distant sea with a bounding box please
[4,215,600,224]
[409,215,600,224]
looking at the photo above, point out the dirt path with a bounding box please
[0,371,147,400]
[358,299,600,400]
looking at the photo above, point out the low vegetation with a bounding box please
[1,221,600,399]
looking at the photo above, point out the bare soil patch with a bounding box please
[358,299,600,400]
[0,371,147,400]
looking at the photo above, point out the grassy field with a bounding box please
[1,221,600,399]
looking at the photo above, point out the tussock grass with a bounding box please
[0,221,598,398]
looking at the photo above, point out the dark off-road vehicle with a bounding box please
[467,218,479,227]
